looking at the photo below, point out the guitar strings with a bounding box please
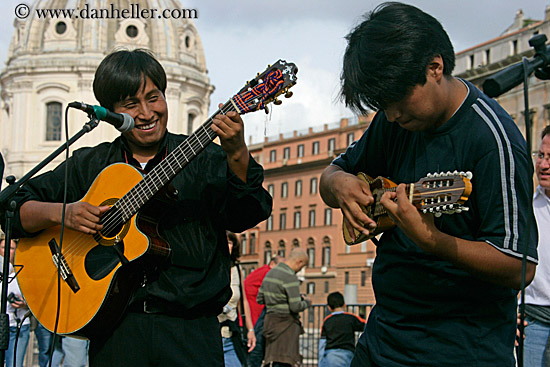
[60,101,236,262]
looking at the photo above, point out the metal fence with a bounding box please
[299,303,373,367]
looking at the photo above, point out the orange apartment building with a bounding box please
[238,116,376,305]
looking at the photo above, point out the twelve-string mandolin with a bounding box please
[343,171,473,245]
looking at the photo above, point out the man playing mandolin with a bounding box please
[320,3,538,366]
[5,49,273,366]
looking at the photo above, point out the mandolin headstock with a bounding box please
[412,171,473,217]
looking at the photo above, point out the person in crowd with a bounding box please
[319,3,537,366]
[521,125,550,366]
[244,255,283,367]
[318,292,366,367]
[257,248,310,367]
[219,231,256,367]
[1,234,30,367]
[2,49,272,367]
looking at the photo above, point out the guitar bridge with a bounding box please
[48,238,80,293]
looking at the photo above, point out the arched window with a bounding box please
[264,241,272,265]
[46,102,62,141]
[241,234,248,255]
[187,113,196,135]
[278,240,286,258]
[322,236,331,266]
[249,233,256,254]
[292,238,300,248]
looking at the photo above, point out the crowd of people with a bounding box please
[0,1,549,367]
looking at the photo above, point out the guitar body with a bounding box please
[343,174,397,245]
[15,163,170,338]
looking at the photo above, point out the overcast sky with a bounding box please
[0,0,548,143]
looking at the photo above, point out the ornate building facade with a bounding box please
[455,5,550,149]
[0,0,213,179]
[240,116,376,306]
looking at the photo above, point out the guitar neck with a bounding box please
[114,100,238,222]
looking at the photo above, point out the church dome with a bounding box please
[0,0,213,178]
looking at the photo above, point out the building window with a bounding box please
[346,132,355,146]
[322,246,331,267]
[266,215,273,231]
[307,247,315,267]
[310,177,318,194]
[187,113,196,135]
[264,243,272,265]
[267,184,274,197]
[309,209,316,227]
[281,182,288,198]
[295,180,302,197]
[283,147,290,159]
[485,49,490,65]
[270,149,276,162]
[280,213,286,230]
[292,238,300,247]
[241,234,247,255]
[307,282,315,295]
[297,144,304,158]
[361,271,366,287]
[511,39,518,55]
[250,233,256,254]
[324,281,329,293]
[312,141,320,155]
[294,211,301,229]
[324,208,332,226]
[345,271,349,285]
[469,54,474,70]
[46,102,62,141]
[328,138,335,153]
[278,240,286,258]
[361,241,367,252]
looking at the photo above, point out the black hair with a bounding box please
[227,231,241,264]
[93,49,167,111]
[341,2,455,113]
[327,291,345,309]
[542,125,550,140]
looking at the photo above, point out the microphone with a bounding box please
[68,102,134,132]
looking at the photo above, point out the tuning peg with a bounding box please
[264,106,270,114]
[285,91,293,98]
[465,171,473,180]
[274,99,282,105]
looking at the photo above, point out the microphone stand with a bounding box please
[0,115,100,362]
[483,34,550,367]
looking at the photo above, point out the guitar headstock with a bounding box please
[412,171,473,217]
[231,60,298,114]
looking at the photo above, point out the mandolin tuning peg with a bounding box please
[274,99,282,105]
[264,106,270,114]
[465,171,473,180]
[285,91,293,98]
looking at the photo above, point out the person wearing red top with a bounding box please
[244,256,283,367]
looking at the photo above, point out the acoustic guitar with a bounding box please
[15,60,298,338]
[343,171,472,245]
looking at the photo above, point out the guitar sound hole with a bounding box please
[84,241,125,281]
[100,208,124,239]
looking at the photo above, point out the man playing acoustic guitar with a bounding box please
[5,49,272,366]
[319,3,538,366]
